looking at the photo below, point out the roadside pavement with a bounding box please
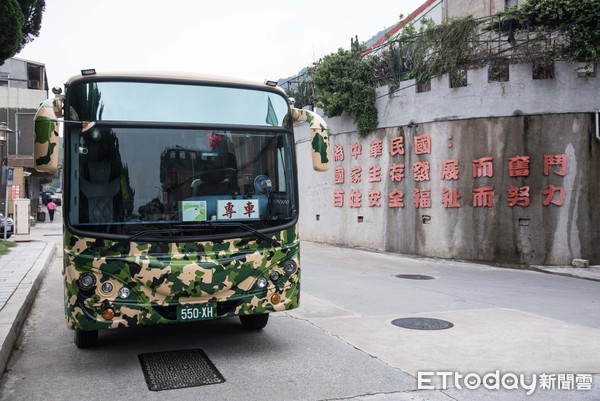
[0,213,59,375]
[0,207,599,382]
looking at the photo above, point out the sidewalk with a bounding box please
[0,215,59,375]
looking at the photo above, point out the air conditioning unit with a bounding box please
[28,80,40,89]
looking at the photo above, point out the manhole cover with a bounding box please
[139,349,225,391]
[395,274,435,280]
[391,317,454,330]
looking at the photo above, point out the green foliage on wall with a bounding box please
[310,48,378,138]
[370,16,479,88]
[486,0,600,63]
[307,1,599,138]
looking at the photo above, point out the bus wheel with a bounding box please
[74,330,98,348]
[239,313,269,330]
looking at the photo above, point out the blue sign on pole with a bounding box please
[6,167,14,185]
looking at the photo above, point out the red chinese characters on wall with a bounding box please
[508,185,530,207]
[333,190,344,207]
[370,140,383,158]
[351,143,362,159]
[473,186,494,207]
[414,135,431,155]
[543,154,566,176]
[442,188,462,208]
[390,164,405,182]
[414,188,432,208]
[390,136,405,156]
[413,161,430,182]
[334,167,344,184]
[542,184,566,206]
[388,189,404,208]
[542,154,567,207]
[350,166,362,183]
[349,190,362,208]
[441,160,459,180]
[368,190,382,207]
[334,144,344,162]
[368,166,382,182]
[329,139,568,210]
[473,157,494,178]
[508,156,530,177]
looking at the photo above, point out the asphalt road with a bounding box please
[0,231,598,401]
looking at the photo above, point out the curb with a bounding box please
[0,242,56,374]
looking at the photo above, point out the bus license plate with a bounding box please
[177,304,216,322]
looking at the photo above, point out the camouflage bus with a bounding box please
[34,71,329,348]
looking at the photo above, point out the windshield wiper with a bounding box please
[127,227,180,241]
[205,221,281,248]
[128,222,281,248]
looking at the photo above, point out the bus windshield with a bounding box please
[65,79,296,239]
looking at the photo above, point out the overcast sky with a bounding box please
[16,0,425,89]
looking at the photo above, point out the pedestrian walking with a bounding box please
[47,200,57,222]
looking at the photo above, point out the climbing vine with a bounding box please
[485,0,600,63]
[370,16,479,88]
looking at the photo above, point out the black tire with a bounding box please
[74,330,98,348]
[239,313,269,330]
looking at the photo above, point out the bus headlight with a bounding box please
[100,282,114,294]
[256,277,268,289]
[283,260,297,275]
[118,287,131,299]
[270,271,280,282]
[78,273,96,290]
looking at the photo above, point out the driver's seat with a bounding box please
[80,161,120,222]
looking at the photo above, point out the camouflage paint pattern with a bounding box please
[292,108,331,172]
[33,98,62,173]
[63,226,300,330]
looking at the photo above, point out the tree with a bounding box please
[0,0,45,65]
[0,0,25,65]
[19,0,46,48]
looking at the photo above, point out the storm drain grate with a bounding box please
[139,349,225,391]
[395,274,435,280]
[391,317,454,330]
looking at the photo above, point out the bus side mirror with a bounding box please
[292,108,330,172]
[33,98,61,173]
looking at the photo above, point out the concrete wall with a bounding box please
[445,0,507,20]
[296,61,600,266]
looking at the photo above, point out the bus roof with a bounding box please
[65,70,286,95]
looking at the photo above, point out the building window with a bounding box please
[489,58,510,82]
[577,62,596,78]
[532,60,555,80]
[450,68,467,88]
[505,0,518,9]
[416,79,431,93]
[27,63,44,90]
